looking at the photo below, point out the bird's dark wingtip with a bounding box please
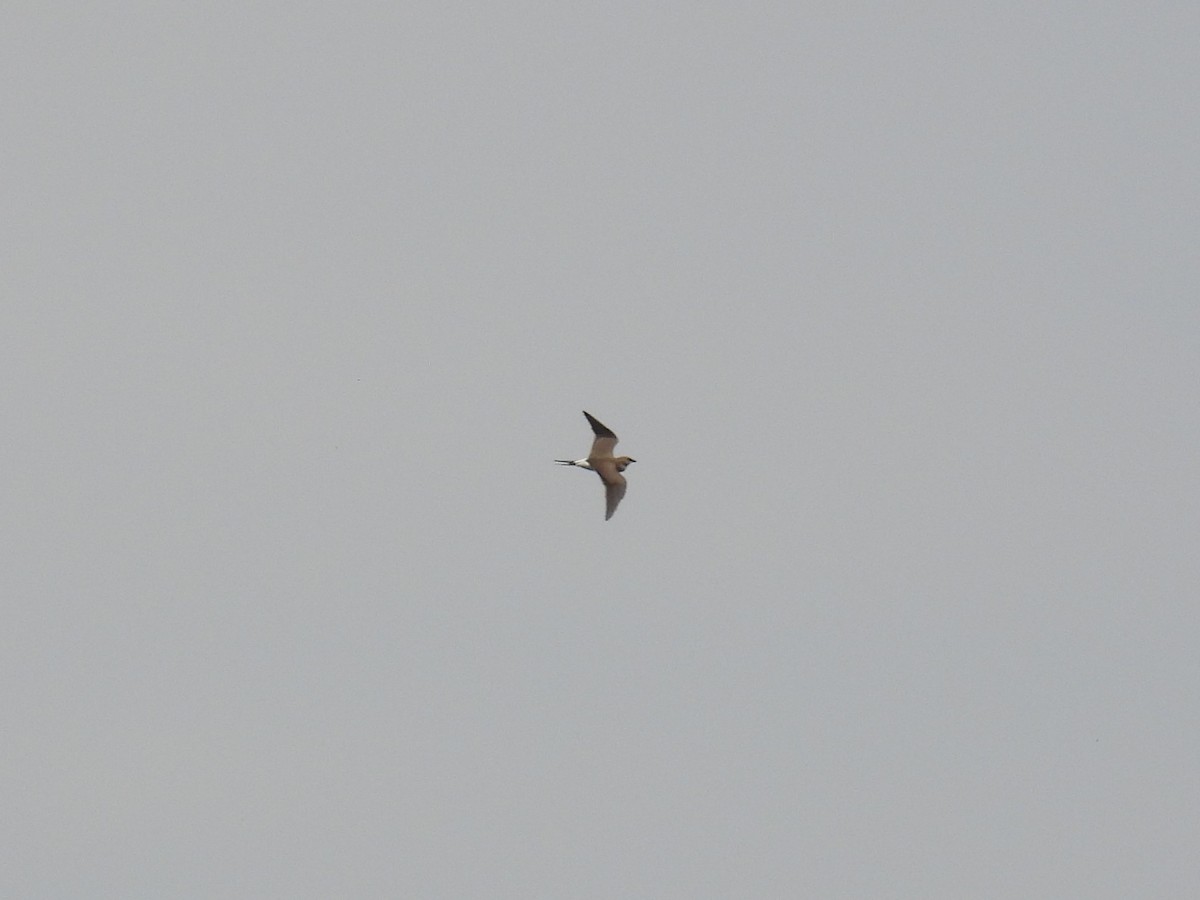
[582,411,617,438]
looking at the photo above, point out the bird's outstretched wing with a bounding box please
[583,411,618,459]
[593,459,628,520]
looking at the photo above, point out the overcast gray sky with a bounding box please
[4,2,1198,897]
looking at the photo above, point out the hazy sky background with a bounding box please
[4,2,1198,897]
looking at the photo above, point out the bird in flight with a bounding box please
[556,411,637,520]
